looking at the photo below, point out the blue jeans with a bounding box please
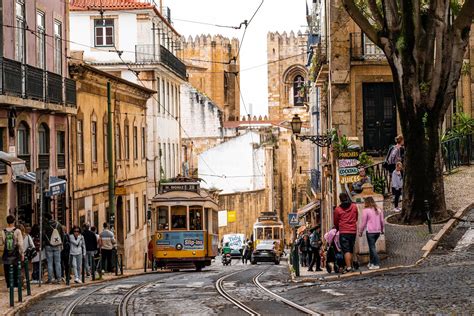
[366,233,381,266]
[45,245,62,281]
[70,254,83,280]
[85,251,96,274]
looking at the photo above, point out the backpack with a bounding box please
[310,232,321,248]
[49,223,63,247]
[383,145,395,169]
[3,229,18,257]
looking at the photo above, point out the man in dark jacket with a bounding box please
[82,223,98,277]
[333,193,358,273]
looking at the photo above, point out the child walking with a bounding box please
[391,162,403,212]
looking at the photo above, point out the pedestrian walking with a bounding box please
[391,162,403,212]
[334,193,359,274]
[69,226,86,284]
[246,240,253,263]
[43,213,63,284]
[358,197,384,270]
[241,239,249,264]
[61,225,70,281]
[30,224,44,284]
[298,234,310,267]
[308,227,322,272]
[99,223,116,273]
[82,223,98,277]
[384,135,404,173]
[1,215,24,288]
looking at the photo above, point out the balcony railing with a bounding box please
[135,44,160,63]
[38,153,50,169]
[0,161,7,175]
[310,36,327,79]
[26,65,45,100]
[442,134,473,173]
[160,45,186,80]
[18,154,30,171]
[0,57,76,108]
[350,33,385,61]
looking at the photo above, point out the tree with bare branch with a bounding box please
[341,0,474,223]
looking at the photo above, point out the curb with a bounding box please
[291,202,474,284]
[5,270,153,316]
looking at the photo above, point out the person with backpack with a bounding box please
[1,215,24,288]
[308,227,323,272]
[359,197,385,270]
[99,223,116,273]
[384,135,404,173]
[334,193,359,274]
[69,226,86,283]
[43,213,63,284]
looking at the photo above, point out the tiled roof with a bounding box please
[70,0,154,11]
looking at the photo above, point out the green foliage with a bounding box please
[330,130,353,155]
[442,112,474,141]
[358,152,373,167]
[461,60,471,76]
[419,82,430,94]
[372,177,385,194]
[396,36,406,52]
[450,0,462,16]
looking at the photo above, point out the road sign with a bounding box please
[288,213,299,227]
[227,210,236,223]
[35,169,49,194]
[339,167,359,176]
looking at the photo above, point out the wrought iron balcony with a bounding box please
[160,45,186,80]
[350,32,385,61]
[135,44,160,63]
[0,57,76,108]
[26,65,45,100]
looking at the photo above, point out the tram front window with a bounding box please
[171,206,187,230]
[158,207,169,230]
[264,227,272,240]
[256,228,263,240]
[273,227,280,240]
[190,207,203,230]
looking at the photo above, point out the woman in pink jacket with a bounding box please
[358,197,384,270]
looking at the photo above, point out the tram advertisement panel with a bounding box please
[156,231,205,250]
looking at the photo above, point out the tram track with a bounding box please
[215,268,321,315]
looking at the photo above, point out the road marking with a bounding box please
[321,289,345,296]
[454,228,474,251]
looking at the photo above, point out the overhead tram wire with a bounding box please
[173,18,245,30]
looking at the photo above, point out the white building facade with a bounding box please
[69,1,185,202]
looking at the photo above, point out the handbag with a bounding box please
[25,236,37,260]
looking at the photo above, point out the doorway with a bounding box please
[362,83,397,155]
[116,196,124,248]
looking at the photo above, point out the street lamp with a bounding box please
[290,114,332,147]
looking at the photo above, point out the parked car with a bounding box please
[250,242,280,265]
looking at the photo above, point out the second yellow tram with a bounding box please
[253,212,285,252]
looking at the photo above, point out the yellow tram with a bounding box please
[148,178,219,271]
[253,212,285,252]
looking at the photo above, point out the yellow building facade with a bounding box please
[69,62,154,269]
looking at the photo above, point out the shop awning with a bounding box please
[15,172,66,197]
[297,200,320,219]
[297,225,307,234]
[0,151,27,176]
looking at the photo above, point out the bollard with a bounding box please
[17,261,22,302]
[115,254,119,276]
[144,253,147,272]
[292,245,300,277]
[424,200,433,234]
[9,264,14,307]
[98,256,103,280]
[92,256,96,281]
[120,254,123,275]
[82,256,86,284]
[66,260,70,286]
[24,258,31,296]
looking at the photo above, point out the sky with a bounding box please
[168,0,307,116]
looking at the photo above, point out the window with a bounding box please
[161,144,166,179]
[189,207,203,230]
[57,131,65,169]
[157,77,161,113]
[171,206,187,230]
[115,124,121,160]
[264,227,272,240]
[17,122,29,155]
[135,197,139,229]
[141,127,146,159]
[91,121,97,163]
[133,126,138,160]
[104,119,108,164]
[77,120,84,163]
[273,227,280,240]
[38,123,49,154]
[36,11,45,69]
[94,19,114,47]
[212,211,218,234]
[293,75,306,106]
[170,85,174,116]
[143,193,147,224]
[54,21,62,74]
[158,206,169,230]
[126,200,131,233]
[166,82,170,114]
[15,1,25,63]
[124,123,129,160]
[256,228,263,240]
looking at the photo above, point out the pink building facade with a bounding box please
[0,0,76,228]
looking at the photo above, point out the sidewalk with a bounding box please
[0,268,147,315]
[294,166,474,282]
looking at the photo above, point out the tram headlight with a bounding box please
[176,243,183,250]
[192,251,196,255]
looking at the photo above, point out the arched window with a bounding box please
[293,75,306,106]
[115,123,121,160]
[38,123,50,169]
[17,122,30,155]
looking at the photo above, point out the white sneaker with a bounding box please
[367,263,373,269]
[74,278,79,283]
[369,265,380,270]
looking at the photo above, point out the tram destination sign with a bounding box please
[160,182,200,193]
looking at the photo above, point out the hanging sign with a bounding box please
[340,175,361,184]
[227,210,236,223]
[338,159,360,168]
[338,151,360,159]
[288,213,299,227]
[339,167,359,176]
